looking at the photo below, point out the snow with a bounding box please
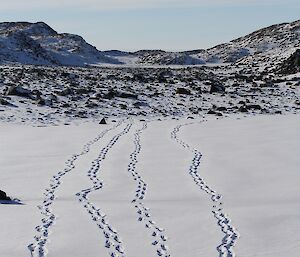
[180,114,300,257]
[1,114,299,257]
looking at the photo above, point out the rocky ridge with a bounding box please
[0,20,299,70]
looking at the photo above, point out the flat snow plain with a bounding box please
[0,114,299,257]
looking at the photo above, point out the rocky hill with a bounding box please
[0,22,120,66]
[0,20,299,68]
[192,20,300,64]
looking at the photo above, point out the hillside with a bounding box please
[0,20,299,68]
[0,22,120,66]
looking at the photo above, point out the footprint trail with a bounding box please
[75,120,133,257]
[171,121,239,257]
[128,122,171,257]
[27,120,123,257]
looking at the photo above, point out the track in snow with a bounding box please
[27,120,123,257]
[171,121,239,257]
[128,122,171,257]
[75,120,133,257]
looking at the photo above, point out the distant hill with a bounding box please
[0,22,121,66]
[0,20,299,67]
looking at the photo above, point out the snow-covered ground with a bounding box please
[1,114,299,257]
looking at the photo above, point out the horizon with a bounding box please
[0,0,299,52]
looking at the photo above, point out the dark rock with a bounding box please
[103,90,115,100]
[119,104,127,109]
[118,91,138,99]
[133,73,149,83]
[75,88,90,94]
[99,118,107,124]
[207,110,217,114]
[5,85,33,98]
[176,88,191,95]
[103,90,138,100]
[0,98,17,107]
[61,102,71,108]
[216,106,227,111]
[208,109,222,116]
[32,89,43,98]
[239,106,248,113]
[36,97,46,106]
[261,108,270,114]
[57,87,73,96]
[278,49,300,74]
[246,104,262,110]
[85,101,98,108]
[209,81,225,94]
[0,190,11,201]
[133,101,149,108]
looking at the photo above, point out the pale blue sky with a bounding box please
[0,0,299,51]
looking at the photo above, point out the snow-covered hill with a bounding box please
[204,20,300,66]
[0,20,299,68]
[0,22,120,66]
[106,20,300,68]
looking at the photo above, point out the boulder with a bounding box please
[278,49,300,74]
[99,118,107,125]
[0,98,16,107]
[216,106,227,111]
[246,104,262,110]
[0,190,11,201]
[5,85,33,98]
[239,106,248,113]
[176,88,191,95]
[209,81,225,94]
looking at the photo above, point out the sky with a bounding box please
[0,0,299,52]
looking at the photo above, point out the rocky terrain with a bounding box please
[0,63,299,125]
[0,20,299,125]
[105,20,300,66]
[0,22,120,66]
[0,19,300,257]
[0,20,299,67]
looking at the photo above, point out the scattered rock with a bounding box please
[99,118,107,124]
[176,88,191,95]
